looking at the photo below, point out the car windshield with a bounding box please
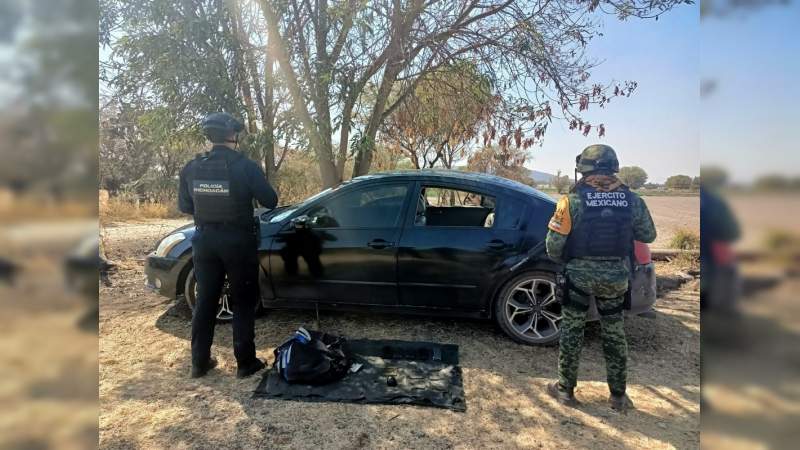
[268,186,339,223]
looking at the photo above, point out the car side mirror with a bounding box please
[291,215,311,230]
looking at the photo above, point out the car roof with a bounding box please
[349,169,556,203]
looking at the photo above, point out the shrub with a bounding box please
[100,191,182,223]
[764,229,800,252]
[665,175,693,190]
[669,228,700,250]
[618,166,648,189]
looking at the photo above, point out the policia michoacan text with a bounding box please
[546,144,656,412]
[178,113,278,379]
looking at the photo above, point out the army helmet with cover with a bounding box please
[575,144,619,174]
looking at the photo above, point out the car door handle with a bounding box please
[486,239,506,249]
[367,239,394,249]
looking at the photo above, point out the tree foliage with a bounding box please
[101,0,304,180]
[466,145,534,187]
[260,0,687,185]
[753,174,800,191]
[0,0,98,199]
[100,99,203,199]
[381,62,494,169]
[618,166,648,189]
[552,170,572,194]
[100,101,155,193]
[101,0,690,191]
[665,174,693,190]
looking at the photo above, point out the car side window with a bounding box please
[306,184,408,228]
[416,186,496,228]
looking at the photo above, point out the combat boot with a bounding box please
[236,358,266,379]
[548,381,578,407]
[191,356,218,378]
[609,392,634,412]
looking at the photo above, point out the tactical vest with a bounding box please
[565,183,633,260]
[191,152,253,226]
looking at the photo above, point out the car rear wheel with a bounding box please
[494,271,562,345]
[184,268,261,323]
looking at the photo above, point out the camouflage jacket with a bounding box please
[545,175,657,271]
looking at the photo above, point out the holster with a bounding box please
[562,275,625,316]
[561,276,590,312]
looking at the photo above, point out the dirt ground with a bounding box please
[640,196,699,249]
[99,201,700,449]
[701,261,800,449]
[727,193,800,251]
[1,220,99,450]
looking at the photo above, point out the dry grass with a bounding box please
[763,229,800,252]
[669,228,700,250]
[0,196,96,223]
[99,220,700,450]
[100,194,182,224]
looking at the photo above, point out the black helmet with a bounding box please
[201,112,244,143]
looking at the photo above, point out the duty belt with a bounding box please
[196,221,255,232]
[563,276,625,316]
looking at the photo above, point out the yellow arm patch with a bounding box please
[548,196,572,235]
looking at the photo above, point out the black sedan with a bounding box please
[145,170,656,345]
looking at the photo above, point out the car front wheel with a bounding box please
[184,268,262,322]
[494,271,562,345]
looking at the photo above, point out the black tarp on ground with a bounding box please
[253,339,466,411]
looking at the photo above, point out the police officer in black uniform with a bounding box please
[178,112,278,378]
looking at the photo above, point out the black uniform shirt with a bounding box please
[178,145,278,217]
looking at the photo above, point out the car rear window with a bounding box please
[416,186,497,228]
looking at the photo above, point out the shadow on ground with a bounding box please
[702,274,800,449]
[115,276,700,449]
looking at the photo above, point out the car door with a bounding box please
[397,182,524,310]
[269,182,412,305]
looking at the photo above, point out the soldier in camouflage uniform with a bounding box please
[545,144,656,411]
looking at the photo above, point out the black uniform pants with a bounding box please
[191,227,259,369]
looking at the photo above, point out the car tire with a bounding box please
[184,268,262,323]
[494,271,562,346]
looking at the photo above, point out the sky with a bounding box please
[699,3,800,183]
[526,4,700,183]
[530,1,800,184]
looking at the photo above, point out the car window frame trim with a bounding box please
[408,179,504,230]
[291,180,415,231]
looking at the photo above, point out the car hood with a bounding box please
[166,206,295,239]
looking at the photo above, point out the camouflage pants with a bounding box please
[558,262,629,395]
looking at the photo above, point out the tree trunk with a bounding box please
[226,0,258,134]
[352,59,402,177]
[261,0,338,187]
[351,0,418,178]
[262,30,276,182]
[336,78,356,179]
[312,0,338,184]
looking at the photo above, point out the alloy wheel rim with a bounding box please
[504,278,562,341]
[193,281,234,321]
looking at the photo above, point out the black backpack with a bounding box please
[273,328,351,385]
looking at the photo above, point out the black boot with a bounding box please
[191,356,218,378]
[609,392,634,412]
[548,381,578,407]
[236,358,266,379]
